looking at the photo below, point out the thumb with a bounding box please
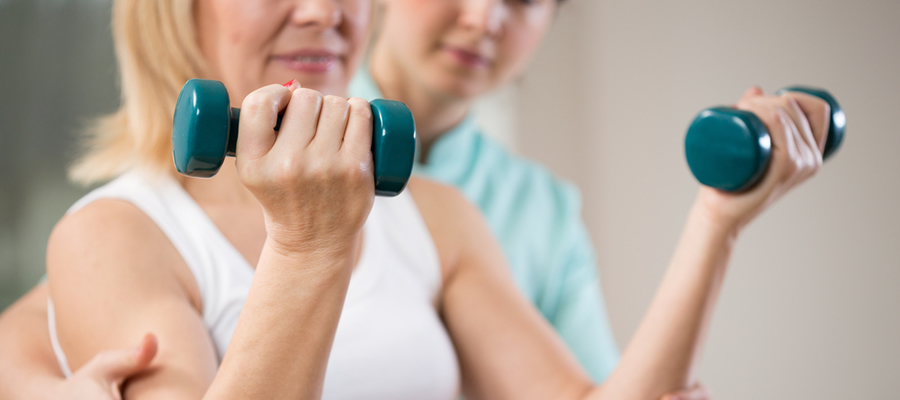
[737,85,765,105]
[78,333,158,384]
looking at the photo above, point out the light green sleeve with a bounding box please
[549,198,620,382]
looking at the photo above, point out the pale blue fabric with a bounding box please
[350,69,620,382]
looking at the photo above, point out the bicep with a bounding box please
[439,199,593,400]
[46,201,218,399]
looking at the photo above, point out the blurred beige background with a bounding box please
[1,0,898,398]
[513,0,900,398]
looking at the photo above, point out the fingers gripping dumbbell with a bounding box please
[684,86,845,192]
[172,79,417,196]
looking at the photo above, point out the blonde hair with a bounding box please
[70,0,208,185]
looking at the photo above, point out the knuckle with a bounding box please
[324,95,348,107]
[292,88,323,105]
[792,157,805,173]
[784,96,802,112]
[348,98,372,120]
[242,93,270,114]
[274,157,301,181]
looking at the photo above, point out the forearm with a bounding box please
[204,239,355,400]
[590,198,736,399]
[0,284,65,400]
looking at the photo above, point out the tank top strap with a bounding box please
[366,189,443,306]
[68,172,213,306]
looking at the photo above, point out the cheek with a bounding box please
[197,1,271,68]
[344,0,373,57]
[494,17,552,82]
[385,0,449,54]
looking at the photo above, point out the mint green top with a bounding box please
[350,69,620,382]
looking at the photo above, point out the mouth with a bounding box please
[272,50,341,74]
[442,45,491,69]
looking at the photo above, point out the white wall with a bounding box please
[517,0,900,398]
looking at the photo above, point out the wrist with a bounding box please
[689,193,742,244]
[260,234,358,277]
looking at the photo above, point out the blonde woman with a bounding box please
[0,0,829,399]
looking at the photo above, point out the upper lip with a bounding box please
[444,44,493,64]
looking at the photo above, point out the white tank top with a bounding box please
[48,171,460,399]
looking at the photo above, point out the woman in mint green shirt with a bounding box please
[351,67,621,382]
[353,0,656,389]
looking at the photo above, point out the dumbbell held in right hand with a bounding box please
[172,79,417,197]
[684,86,845,192]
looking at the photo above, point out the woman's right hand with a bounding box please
[235,81,375,257]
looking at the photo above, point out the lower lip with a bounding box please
[444,47,489,69]
[274,56,338,73]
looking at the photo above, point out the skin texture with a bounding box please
[0,284,158,400]
[3,0,830,399]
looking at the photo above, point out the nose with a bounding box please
[459,0,508,37]
[289,0,343,29]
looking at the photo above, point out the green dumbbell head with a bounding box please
[173,79,234,178]
[172,79,416,196]
[684,107,772,192]
[685,87,844,192]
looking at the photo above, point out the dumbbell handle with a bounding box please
[222,108,277,157]
[684,86,845,192]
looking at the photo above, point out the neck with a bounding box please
[369,44,471,162]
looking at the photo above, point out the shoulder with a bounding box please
[49,198,166,261]
[46,198,194,307]
[406,176,486,231]
[406,176,481,242]
[406,177,497,282]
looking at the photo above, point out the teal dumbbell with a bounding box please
[684,86,845,192]
[172,79,416,196]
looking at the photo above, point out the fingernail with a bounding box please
[283,79,296,88]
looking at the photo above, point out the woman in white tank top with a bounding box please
[10,0,830,398]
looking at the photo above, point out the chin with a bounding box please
[433,77,488,100]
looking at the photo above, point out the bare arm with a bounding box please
[418,89,830,400]
[0,284,159,400]
[48,83,376,400]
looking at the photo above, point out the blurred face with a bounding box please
[376,0,556,99]
[195,0,372,104]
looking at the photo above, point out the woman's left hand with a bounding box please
[696,86,831,233]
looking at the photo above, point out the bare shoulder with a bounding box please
[46,198,194,309]
[406,177,497,282]
[406,176,483,237]
[406,177,475,216]
[46,199,219,386]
